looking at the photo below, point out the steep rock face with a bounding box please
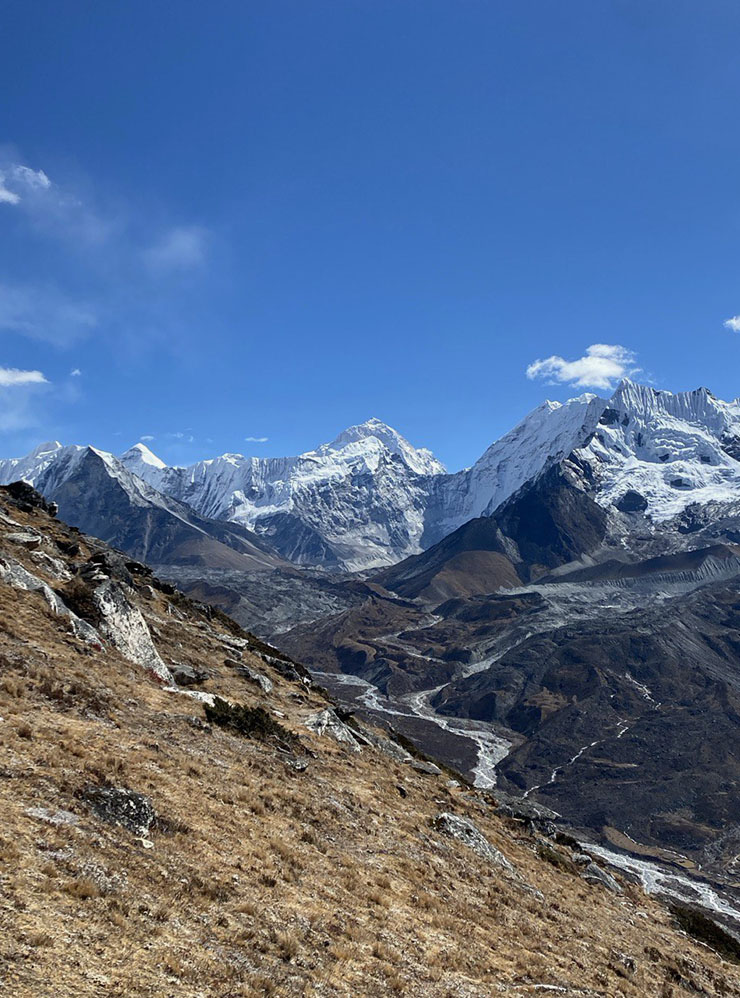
[378,462,609,601]
[31,447,284,571]
[423,393,607,547]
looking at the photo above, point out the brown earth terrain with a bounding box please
[0,487,739,996]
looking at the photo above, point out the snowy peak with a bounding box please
[321,417,446,476]
[5,382,740,571]
[28,440,64,459]
[608,379,740,431]
[576,381,740,521]
[120,443,167,475]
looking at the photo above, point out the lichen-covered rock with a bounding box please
[353,727,413,764]
[411,759,442,776]
[583,861,621,893]
[171,662,211,687]
[433,812,515,873]
[235,664,273,694]
[304,709,362,752]
[82,785,156,837]
[6,531,42,549]
[92,580,173,684]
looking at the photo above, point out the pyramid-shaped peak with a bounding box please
[120,442,167,471]
[323,418,445,475]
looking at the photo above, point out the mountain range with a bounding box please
[3,380,740,903]
[5,380,740,575]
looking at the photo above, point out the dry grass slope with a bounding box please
[0,490,738,997]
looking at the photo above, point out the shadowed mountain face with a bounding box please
[34,447,285,572]
[376,462,609,602]
[433,583,740,859]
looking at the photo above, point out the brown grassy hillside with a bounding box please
[0,487,738,997]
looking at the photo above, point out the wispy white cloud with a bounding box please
[0,282,98,345]
[0,365,50,433]
[70,368,82,376]
[0,146,213,391]
[143,226,208,273]
[140,434,155,442]
[0,366,47,386]
[245,435,269,443]
[526,343,639,391]
[0,164,50,206]
[724,316,740,333]
[0,181,20,204]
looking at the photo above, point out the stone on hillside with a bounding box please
[433,812,515,873]
[411,759,442,776]
[6,531,42,549]
[83,785,156,837]
[171,662,211,687]
[235,664,273,694]
[304,709,362,752]
[583,861,622,893]
[0,555,101,645]
[4,481,57,516]
[352,727,412,764]
[92,579,173,684]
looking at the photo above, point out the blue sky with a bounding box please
[2,1,740,471]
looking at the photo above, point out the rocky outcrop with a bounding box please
[304,708,362,752]
[82,785,156,837]
[433,812,515,873]
[91,579,173,684]
[0,554,101,645]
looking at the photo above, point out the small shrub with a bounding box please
[274,929,299,961]
[204,697,298,748]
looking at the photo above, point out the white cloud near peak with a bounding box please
[526,344,639,391]
[245,435,269,443]
[70,368,82,377]
[724,316,740,333]
[140,434,155,442]
[0,367,48,387]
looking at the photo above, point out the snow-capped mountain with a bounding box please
[422,392,607,547]
[120,418,446,571]
[0,444,284,571]
[575,381,740,519]
[4,381,740,572]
